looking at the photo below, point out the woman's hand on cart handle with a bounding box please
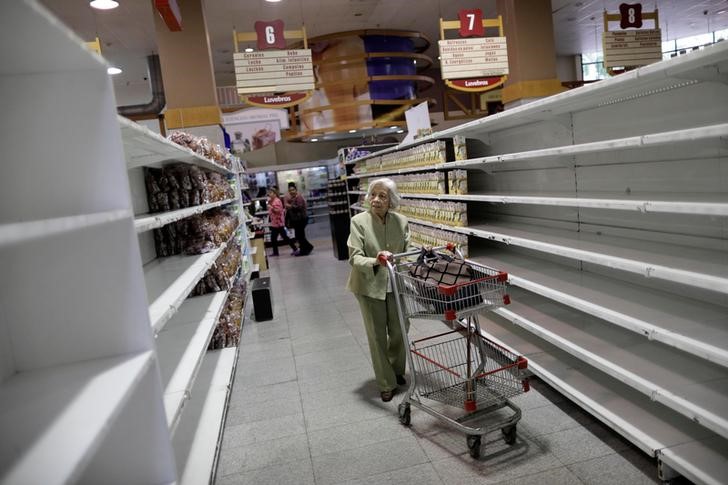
[377,251,393,266]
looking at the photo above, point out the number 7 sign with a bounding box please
[458,9,484,37]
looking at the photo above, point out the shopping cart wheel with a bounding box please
[466,435,481,459]
[398,402,411,426]
[502,425,517,445]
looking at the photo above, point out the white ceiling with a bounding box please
[39,0,728,93]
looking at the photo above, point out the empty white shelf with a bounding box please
[157,291,229,432]
[466,221,728,294]
[492,297,728,440]
[399,191,728,216]
[0,351,154,484]
[346,162,445,179]
[471,250,728,368]
[0,209,131,248]
[135,199,236,233]
[447,123,728,169]
[144,223,242,333]
[145,248,225,333]
[119,116,234,175]
[173,347,237,485]
[476,313,728,485]
[440,42,728,138]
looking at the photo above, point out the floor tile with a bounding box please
[217,433,310,477]
[224,394,303,427]
[532,424,626,466]
[491,466,583,485]
[307,415,412,457]
[311,436,429,485]
[337,462,444,485]
[222,413,306,449]
[216,457,315,485]
[567,453,659,484]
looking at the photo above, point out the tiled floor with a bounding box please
[215,226,661,485]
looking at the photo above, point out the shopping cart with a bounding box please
[382,244,530,459]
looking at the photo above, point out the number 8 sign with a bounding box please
[619,3,643,29]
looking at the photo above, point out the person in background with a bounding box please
[346,178,410,402]
[267,186,298,257]
[284,182,314,256]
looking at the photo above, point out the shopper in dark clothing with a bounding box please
[284,182,314,256]
[267,187,298,256]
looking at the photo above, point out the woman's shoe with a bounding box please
[396,375,407,386]
[291,249,300,256]
[380,390,394,402]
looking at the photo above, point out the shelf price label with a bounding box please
[439,12,508,93]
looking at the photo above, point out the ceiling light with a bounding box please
[396,130,404,134]
[107,66,122,75]
[348,129,357,133]
[244,47,254,52]
[389,126,398,129]
[265,0,282,3]
[90,0,119,10]
[310,138,319,142]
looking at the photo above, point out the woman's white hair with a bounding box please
[366,177,401,210]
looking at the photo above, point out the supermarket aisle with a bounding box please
[215,236,660,485]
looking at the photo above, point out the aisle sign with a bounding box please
[439,37,509,80]
[603,29,662,68]
[233,20,314,108]
[439,12,508,93]
[602,4,662,72]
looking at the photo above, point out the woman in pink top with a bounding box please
[268,187,298,256]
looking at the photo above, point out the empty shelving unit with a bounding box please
[346,41,728,484]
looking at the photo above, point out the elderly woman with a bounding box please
[347,178,411,402]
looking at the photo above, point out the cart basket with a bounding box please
[410,329,529,410]
[392,259,510,321]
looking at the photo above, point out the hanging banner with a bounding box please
[439,12,508,93]
[232,20,314,107]
[602,4,662,73]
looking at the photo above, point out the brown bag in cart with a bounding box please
[408,249,483,313]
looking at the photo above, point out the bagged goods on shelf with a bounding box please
[453,135,467,161]
[208,280,247,350]
[144,165,235,214]
[399,200,468,227]
[168,131,233,170]
[153,209,239,257]
[410,223,469,257]
[448,170,468,195]
[190,241,242,297]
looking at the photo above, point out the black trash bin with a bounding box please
[251,276,273,321]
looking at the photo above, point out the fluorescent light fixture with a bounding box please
[244,47,254,52]
[310,138,319,142]
[348,129,357,133]
[107,66,122,75]
[90,0,119,10]
[264,0,282,2]
[396,130,404,133]
[389,126,398,129]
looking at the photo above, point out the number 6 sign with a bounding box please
[254,20,286,50]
